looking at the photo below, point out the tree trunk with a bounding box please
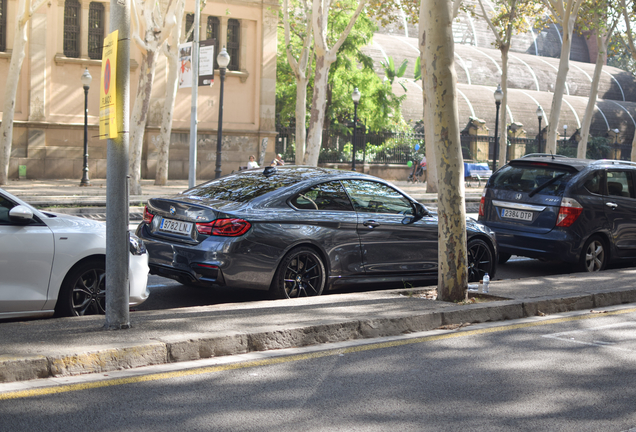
[0,14,27,185]
[129,51,157,195]
[305,0,366,166]
[578,30,605,158]
[423,0,467,302]
[294,78,309,165]
[418,18,438,194]
[155,50,179,185]
[498,47,509,168]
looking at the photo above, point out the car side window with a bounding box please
[341,180,413,214]
[606,171,633,198]
[290,181,354,211]
[0,195,17,224]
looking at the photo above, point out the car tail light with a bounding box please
[556,197,583,227]
[143,206,154,224]
[196,218,251,236]
[478,192,486,217]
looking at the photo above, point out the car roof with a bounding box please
[508,156,636,173]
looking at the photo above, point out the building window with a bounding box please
[88,3,104,59]
[0,0,6,52]
[227,19,240,71]
[185,14,194,42]
[206,16,220,69]
[64,0,81,58]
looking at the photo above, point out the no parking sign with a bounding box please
[99,30,118,139]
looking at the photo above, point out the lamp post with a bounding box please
[351,88,361,171]
[613,128,620,159]
[536,106,543,154]
[563,124,568,148]
[80,68,92,187]
[215,47,230,179]
[492,84,503,171]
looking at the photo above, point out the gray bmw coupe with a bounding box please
[137,166,497,299]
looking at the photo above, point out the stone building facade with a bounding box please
[0,0,278,180]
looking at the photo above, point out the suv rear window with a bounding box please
[490,164,575,196]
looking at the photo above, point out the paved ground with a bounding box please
[2,178,634,387]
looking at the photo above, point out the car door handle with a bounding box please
[363,220,380,228]
[606,202,618,209]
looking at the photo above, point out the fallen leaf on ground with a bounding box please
[590,310,608,314]
[537,310,546,316]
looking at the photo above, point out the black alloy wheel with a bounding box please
[272,247,326,299]
[56,259,106,316]
[578,235,607,272]
[467,238,495,282]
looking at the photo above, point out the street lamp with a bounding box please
[536,106,543,154]
[215,47,230,179]
[563,124,568,147]
[80,68,92,187]
[492,84,503,171]
[351,88,361,171]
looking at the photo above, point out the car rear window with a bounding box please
[490,164,575,196]
[181,168,321,203]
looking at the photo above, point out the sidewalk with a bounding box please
[1,267,636,385]
[4,177,634,387]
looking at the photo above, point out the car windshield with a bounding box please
[491,164,574,196]
[181,168,320,203]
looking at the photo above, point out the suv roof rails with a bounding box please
[590,159,636,167]
[520,153,569,159]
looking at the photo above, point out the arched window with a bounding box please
[88,3,104,59]
[63,0,81,58]
[227,19,239,71]
[0,0,6,52]
[206,16,220,69]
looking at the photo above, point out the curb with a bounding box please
[3,288,636,383]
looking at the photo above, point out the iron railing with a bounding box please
[275,125,631,165]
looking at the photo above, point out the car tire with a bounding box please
[467,238,496,282]
[55,258,106,317]
[271,246,326,299]
[498,252,512,265]
[578,235,607,272]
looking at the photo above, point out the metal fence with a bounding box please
[275,125,631,165]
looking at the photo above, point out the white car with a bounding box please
[0,188,149,320]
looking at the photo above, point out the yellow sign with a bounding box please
[99,30,118,139]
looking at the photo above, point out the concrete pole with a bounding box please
[188,0,200,188]
[105,0,131,329]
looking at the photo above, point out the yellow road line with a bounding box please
[2,307,635,401]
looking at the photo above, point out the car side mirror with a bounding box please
[9,205,34,221]
[402,202,428,224]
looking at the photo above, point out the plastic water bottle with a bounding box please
[482,273,490,294]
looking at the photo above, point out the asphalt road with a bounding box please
[3,307,636,431]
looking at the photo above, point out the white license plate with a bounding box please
[160,218,193,235]
[502,209,533,221]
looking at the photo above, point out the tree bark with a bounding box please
[305,0,366,167]
[0,0,46,184]
[423,0,467,302]
[155,1,184,185]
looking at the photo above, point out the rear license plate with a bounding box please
[160,218,193,235]
[501,208,533,221]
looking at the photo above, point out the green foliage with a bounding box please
[586,136,613,160]
[381,56,409,91]
[276,0,408,133]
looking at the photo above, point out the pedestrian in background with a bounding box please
[247,155,259,169]
[271,154,285,166]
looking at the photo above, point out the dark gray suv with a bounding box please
[478,155,636,272]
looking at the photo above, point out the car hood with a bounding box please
[40,211,107,235]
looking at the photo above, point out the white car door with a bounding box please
[0,195,55,313]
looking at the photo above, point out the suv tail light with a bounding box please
[196,218,251,236]
[143,206,154,224]
[556,197,583,227]
[478,191,486,217]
